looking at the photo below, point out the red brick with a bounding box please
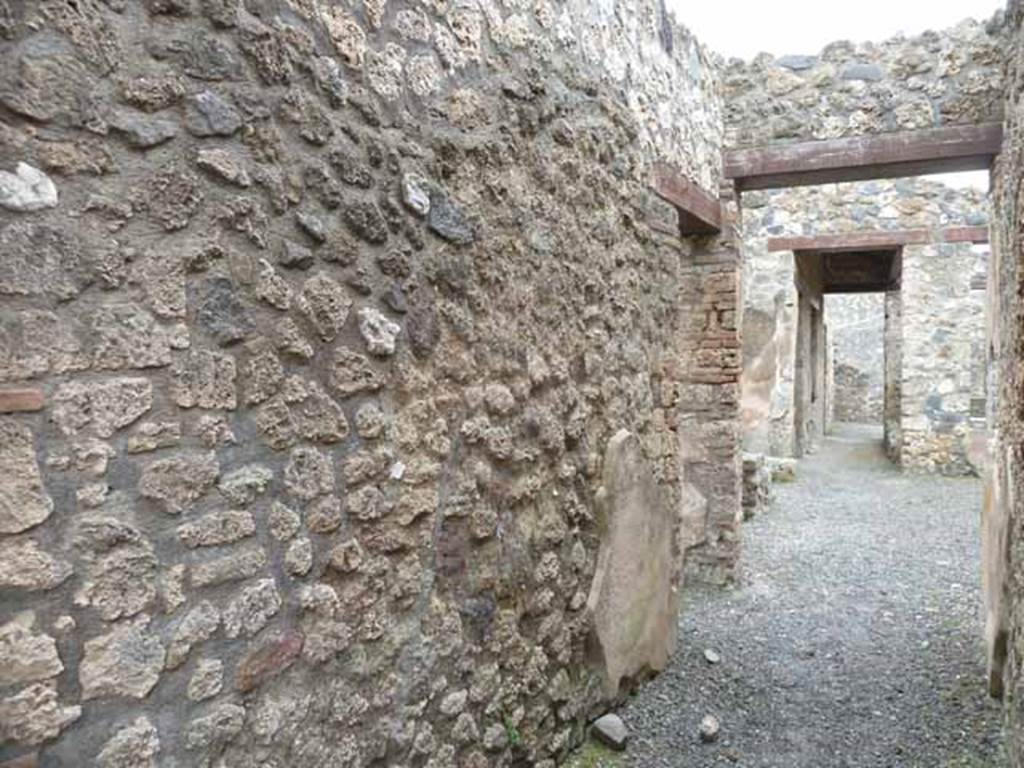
[0,389,45,413]
[236,629,304,693]
[1,754,40,768]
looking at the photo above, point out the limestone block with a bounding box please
[96,716,160,767]
[217,465,273,506]
[284,538,313,576]
[90,304,173,370]
[284,446,335,500]
[299,272,352,342]
[139,451,220,514]
[177,509,255,548]
[166,601,220,669]
[0,538,72,591]
[79,616,165,700]
[74,516,159,621]
[585,430,677,696]
[0,613,63,686]
[187,659,223,703]
[0,681,80,746]
[184,703,245,750]
[222,578,281,638]
[171,349,237,410]
[357,307,401,356]
[0,420,53,534]
[52,378,153,438]
[0,162,58,212]
[190,545,267,588]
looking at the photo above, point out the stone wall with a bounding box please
[723,18,1005,149]
[986,0,1024,755]
[0,2,727,765]
[826,293,885,424]
[900,242,988,475]
[740,179,988,473]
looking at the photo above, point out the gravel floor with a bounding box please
[615,423,1006,768]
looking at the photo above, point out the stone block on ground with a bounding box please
[585,430,677,696]
[591,713,629,751]
[742,452,772,520]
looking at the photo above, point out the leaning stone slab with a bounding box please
[585,430,677,696]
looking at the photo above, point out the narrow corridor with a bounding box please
[616,424,1004,767]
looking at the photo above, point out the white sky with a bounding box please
[667,0,1005,191]
[667,0,1004,60]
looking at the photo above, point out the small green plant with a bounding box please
[503,717,522,748]
[564,739,623,768]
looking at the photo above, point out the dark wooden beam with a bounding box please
[943,225,990,245]
[768,230,929,253]
[823,283,896,294]
[725,123,1002,191]
[768,226,990,253]
[651,163,722,236]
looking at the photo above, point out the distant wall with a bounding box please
[741,178,988,472]
[724,19,1005,148]
[899,242,988,474]
[827,293,886,424]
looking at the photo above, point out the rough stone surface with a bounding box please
[79,617,165,700]
[725,21,1004,148]
[741,452,772,520]
[357,306,401,356]
[0,681,81,747]
[96,716,160,768]
[0,614,63,687]
[186,659,224,703]
[0,421,53,534]
[0,163,58,212]
[139,452,220,514]
[0,538,72,592]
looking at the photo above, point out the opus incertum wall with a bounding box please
[988,0,1024,758]
[723,18,1005,149]
[0,1,732,765]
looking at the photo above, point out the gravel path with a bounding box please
[616,423,1006,768]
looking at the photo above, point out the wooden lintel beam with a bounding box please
[768,226,990,253]
[823,282,897,294]
[943,225,990,244]
[651,163,722,236]
[725,123,1002,191]
[768,230,927,253]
